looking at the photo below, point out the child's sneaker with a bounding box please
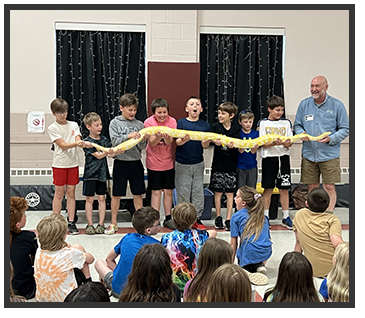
[192,218,206,230]
[95,224,105,234]
[242,268,268,286]
[225,219,231,231]
[85,225,96,235]
[282,216,293,230]
[256,265,267,275]
[163,218,176,230]
[214,216,224,230]
[104,224,118,235]
[68,222,79,235]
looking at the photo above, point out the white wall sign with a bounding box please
[27,111,45,133]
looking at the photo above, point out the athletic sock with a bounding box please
[282,210,289,219]
[165,214,172,221]
[264,209,269,217]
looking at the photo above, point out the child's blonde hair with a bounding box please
[237,186,265,242]
[327,242,349,302]
[36,213,68,251]
[206,264,252,302]
[171,202,197,232]
[83,112,101,127]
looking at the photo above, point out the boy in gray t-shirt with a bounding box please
[106,93,149,235]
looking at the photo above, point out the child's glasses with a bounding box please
[55,111,68,115]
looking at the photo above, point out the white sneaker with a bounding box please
[104,224,118,235]
[257,266,267,275]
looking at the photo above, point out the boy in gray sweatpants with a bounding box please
[175,96,212,229]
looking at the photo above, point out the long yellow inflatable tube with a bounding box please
[90,126,330,153]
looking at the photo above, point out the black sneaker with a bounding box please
[214,216,224,230]
[225,219,231,231]
[68,222,79,235]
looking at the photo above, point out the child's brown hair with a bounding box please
[171,202,197,232]
[50,98,68,113]
[266,95,285,110]
[132,206,160,235]
[238,109,255,122]
[119,93,139,108]
[218,102,238,116]
[206,264,252,302]
[151,98,169,113]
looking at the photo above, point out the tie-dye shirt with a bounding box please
[34,247,86,302]
[161,229,209,291]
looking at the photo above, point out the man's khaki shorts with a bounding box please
[300,157,341,184]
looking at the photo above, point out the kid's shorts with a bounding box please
[112,159,146,197]
[261,155,291,189]
[83,180,107,197]
[52,166,79,186]
[147,168,175,190]
[209,171,237,193]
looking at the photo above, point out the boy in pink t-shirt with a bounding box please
[144,98,177,230]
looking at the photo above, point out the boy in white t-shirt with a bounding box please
[144,98,177,230]
[258,95,294,229]
[48,98,92,235]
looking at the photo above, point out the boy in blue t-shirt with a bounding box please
[237,110,260,189]
[175,96,211,230]
[94,207,160,298]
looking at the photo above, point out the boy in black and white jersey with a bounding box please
[258,95,294,230]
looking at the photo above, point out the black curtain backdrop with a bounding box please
[200,34,284,129]
[56,30,147,139]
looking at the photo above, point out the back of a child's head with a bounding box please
[50,98,68,113]
[270,251,319,302]
[327,242,349,302]
[185,237,233,302]
[218,101,238,116]
[307,187,330,212]
[171,202,197,232]
[83,112,101,127]
[119,243,174,302]
[36,213,68,251]
[206,264,251,302]
[197,237,233,274]
[10,196,28,234]
[151,97,169,113]
[238,109,255,122]
[119,93,139,108]
[64,281,110,302]
[266,95,285,110]
[132,206,160,234]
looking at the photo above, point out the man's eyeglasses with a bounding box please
[55,111,68,115]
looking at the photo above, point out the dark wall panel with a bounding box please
[147,62,200,121]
